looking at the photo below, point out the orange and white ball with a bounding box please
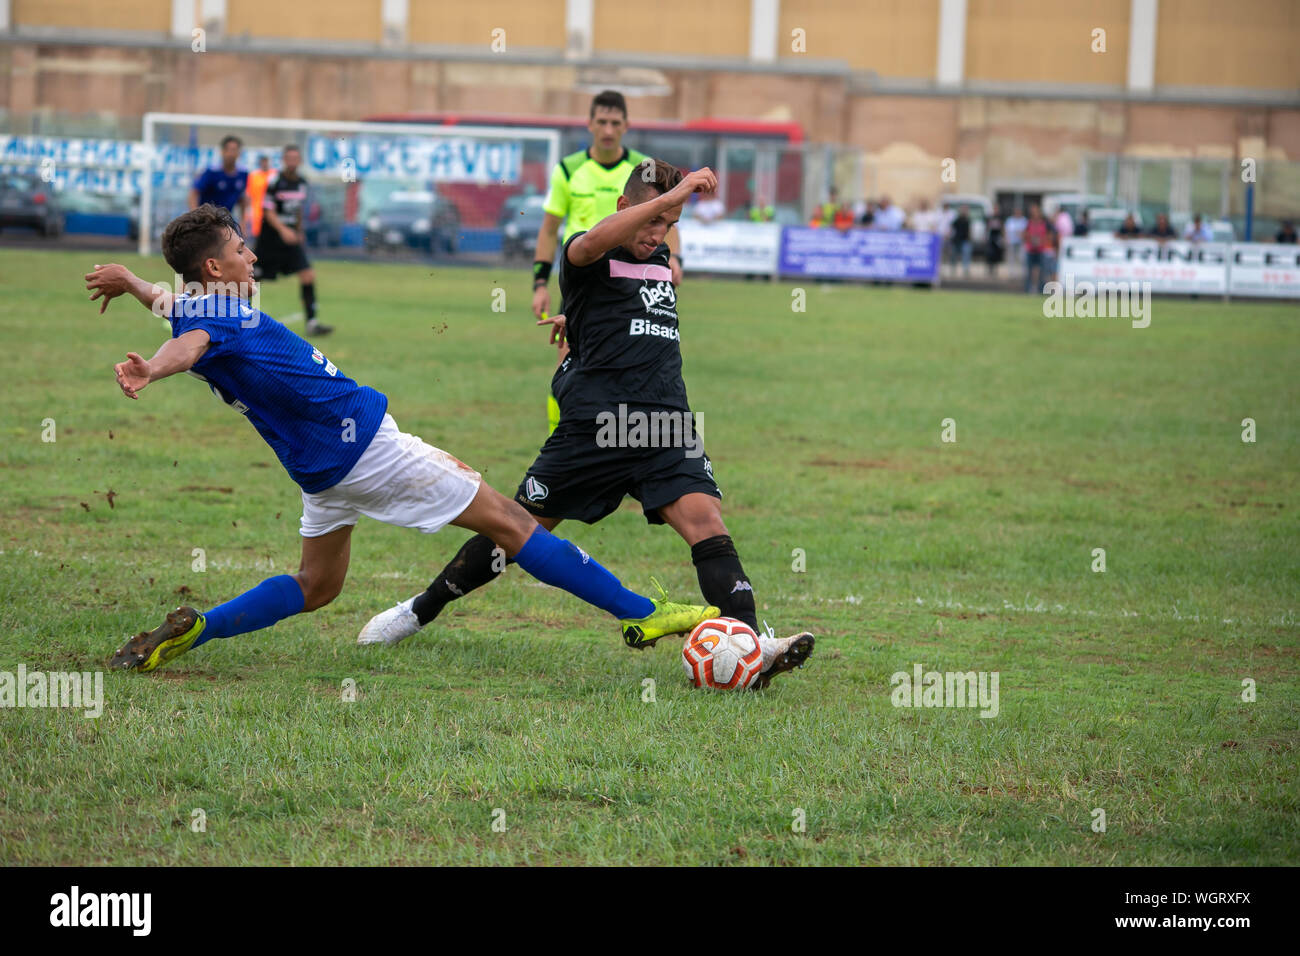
[681,617,763,690]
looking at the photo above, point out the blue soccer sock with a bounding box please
[513,526,654,620]
[193,574,306,647]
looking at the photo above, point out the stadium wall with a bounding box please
[1,0,1297,208]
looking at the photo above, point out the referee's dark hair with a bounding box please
[589,90,627,120]
[162,203,241,284]
[220,134,242,149]
[623,158,682,203]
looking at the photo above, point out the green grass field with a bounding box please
[1,247,1296,865]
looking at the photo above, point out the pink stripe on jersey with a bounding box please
[609,259,672,282]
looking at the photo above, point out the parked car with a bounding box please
[57,191,139,240]
[1042,192,1109,224]
[0,173,64,236]
[499,194,546,259]
[364,189,459,256]
[1087,207,1143,237]
[304,181,346,249]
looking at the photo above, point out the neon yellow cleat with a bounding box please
[109,606,205,672]
[620,579,719,649]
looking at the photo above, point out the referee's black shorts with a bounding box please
[254,231,310,280]
[513,415,721,525]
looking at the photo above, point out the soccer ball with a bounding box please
[682,617,763,690]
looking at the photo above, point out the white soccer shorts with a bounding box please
[299,414,482,538]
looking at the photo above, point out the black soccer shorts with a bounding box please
[254,233,311,280]
[513,418,721,525]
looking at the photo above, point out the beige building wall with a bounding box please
[226,0,383,44]
[595,0,750,59]
[1155,0,1299,90]
[778,0,939,78]
[410,0,567,49]
[13,0,171,32]
[965,0,1130,86]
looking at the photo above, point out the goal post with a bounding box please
[139,112,561,258]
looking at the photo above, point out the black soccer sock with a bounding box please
[690,534,758,632]
[411,533,511,625]
[301,282,317,321]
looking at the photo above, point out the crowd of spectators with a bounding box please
[698,186,1298,291]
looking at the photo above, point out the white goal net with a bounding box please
[139,112,560,262]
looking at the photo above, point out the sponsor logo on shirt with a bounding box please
[524,475,549,501]
[628,318,680,341]
[310,347,338,376]
[637,279,677,314]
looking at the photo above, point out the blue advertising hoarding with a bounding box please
[779,227,941,282]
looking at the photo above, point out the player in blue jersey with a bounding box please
[85,203,718,673]
[188,135,248,220]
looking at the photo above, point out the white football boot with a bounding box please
[357,596,422,646]
[753,621,815,690]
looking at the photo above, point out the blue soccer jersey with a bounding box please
[170,293,387,493]
[193,167,248,211]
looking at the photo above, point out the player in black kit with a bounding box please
[360,159,812,688]
[255,144,332,336]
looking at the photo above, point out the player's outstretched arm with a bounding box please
[86,264,175,317]
[531,211,563,319]
[567,167,716,268]
[114,330,210,400]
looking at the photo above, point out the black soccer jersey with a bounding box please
[554,232,690,418]
[263,172,309,231]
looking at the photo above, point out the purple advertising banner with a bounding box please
[779,227,941,281]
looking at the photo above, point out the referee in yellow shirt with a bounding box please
[531,90,682,433]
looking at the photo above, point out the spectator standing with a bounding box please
[910,199,940,235]
[874,196,904,231]
[1117,213,1142,238]
[1053,207,1074,242]
[1276,220,1298,244]
[1182,214,1213,242]
[1023,204,1051,294]
[985,208,1004,277]
[1149,213,1176,241]
[949,205,973,277]
[833,201,855,231]
[748,196,774,222]
[1074,209,1091,238]
[692,188,726,225]
[1043,216,1059,286]
[1005,206,1027,274]
[820,187,840,225]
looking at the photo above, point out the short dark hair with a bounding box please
[220,135,242,149]
[283,143,301,155]
[623,158,682,202]
[162,204,240,284]
[590,90,628,120]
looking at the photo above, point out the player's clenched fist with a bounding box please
[115,352,151,399]
[668,167,717,204]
